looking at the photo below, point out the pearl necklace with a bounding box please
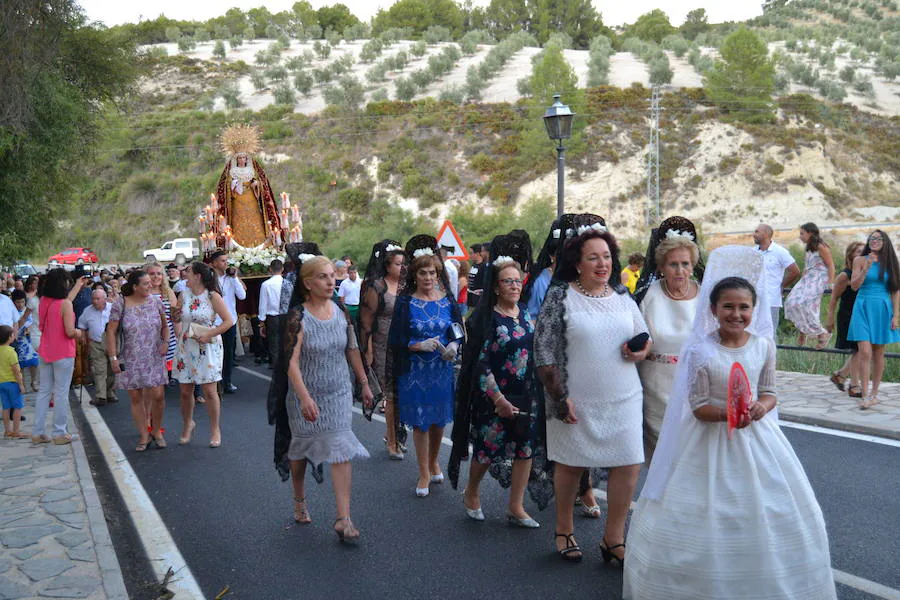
[576,278,609,298]
[663,279,691,300]
[495,303,519,319]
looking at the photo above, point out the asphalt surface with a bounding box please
[92,362,899,600]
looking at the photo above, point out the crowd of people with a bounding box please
[6,214,898,597]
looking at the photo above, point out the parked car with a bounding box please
[143,238,200,265]
[48,248,98,266]
[12,262,38,277]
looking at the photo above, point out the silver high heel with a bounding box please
[506,512,540,528]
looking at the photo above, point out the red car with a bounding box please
[48,247,99,266]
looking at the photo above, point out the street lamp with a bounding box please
[543,94,575,217]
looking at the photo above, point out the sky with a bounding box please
[78,0,764,28]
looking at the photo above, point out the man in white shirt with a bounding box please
[258,259,284,369]
[0,293,18,333]
[753,224,801,334]
[440,246,459,299]
[211,251,247,393]
[337,264,362,328]
[77,288,116,405]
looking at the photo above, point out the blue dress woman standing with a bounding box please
[847,229,900,407]
[390,241,463,498]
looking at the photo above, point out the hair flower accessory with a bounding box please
[577,223,608,236]
[493,255,516,268]
[665,229,695,242]
[565,228,576,238]
[385,244,402,252]
[413,248,434,259]
[375,251,380,258]
[553,229,561,239]
[297,253,316,263]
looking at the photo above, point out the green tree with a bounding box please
[371,0,464,38]
[316,4,361,35]
[704,27,776,123]
[680,8,709,41]
[628,9,676,43]
[527,0,607,49]
[292,1,319,29]
[165,26,182,43]
[213,39,227,59]
[0,0,137,260]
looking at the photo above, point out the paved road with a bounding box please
[92,363,899,600]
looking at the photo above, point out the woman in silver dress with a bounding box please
[285,256,373,543]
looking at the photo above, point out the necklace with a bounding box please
[575,278,609,298]
[663,279,692,300]
[495,303,519,318]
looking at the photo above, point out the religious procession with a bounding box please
[10,116,899,600]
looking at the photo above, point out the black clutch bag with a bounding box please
[504,393,533,438]
[626,332,650,352]
[353,364,383,421]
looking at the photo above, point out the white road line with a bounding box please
[239,365,900,599]
[81,400,207,600]
[780,421,900,448]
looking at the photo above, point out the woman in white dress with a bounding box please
[636,220,702,460]
[173,261,233,448]
[535,225,651,564]
[784,222,834,348]
[624,246,837,600]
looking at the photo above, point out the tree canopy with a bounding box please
[0,0,138,260]
[371,0,464,38]
[627,9,676,44]
[704,27,776,123]
[680,8,710,41]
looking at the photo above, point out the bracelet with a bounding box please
[108,356,117,361]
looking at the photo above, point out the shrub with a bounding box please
[587,36,613,86]
[250,71,267,91]
[394,76,416,101]
[839,65,856,83]
[424,26,451,44]
[212,40,226,60]
[438,85,465,103]
[177,37,196,53]
[293,71,314,96]
[648,53,674,84]
[265,65,288,82]
[165,26,181,43]
[764,158,785,175]
[370,88,388,102]
[662,34,690,57]
[314,66,333,84]
[325,29,342,47]
[313,40,331,59]
[285,56,307,72]
[194,29,210,43]
[229,36,243,49]
[272,84,296,105]
[465,66,484,100]
[410,40,427,57]
[219,83,243,108]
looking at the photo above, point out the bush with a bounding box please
[424,26,451,44]
[517,77,532,96]
[648,53,674,84]
[343,23,369,41]
[177,37,196,53]
[272,84,296,105]
[370,88,388,102]
[465,66,484,100]
[250,71,267,91]
[165,26,181,43]
[839,65,856,83]
[313,40,331,59]
[219,83,243,108]
[662,34,690,57]
[410,40,427,57]
[587,36,613,86]
[265,65,288,82]
[194,29,210,43]
[323,76,365,110]
[853,75,875,97]
[325,29,342,47]
[438,85,466,103]
[293,71,314,96]
[394,77,416,101]
[764,158,785,175]
[212,40,226,60]
[314,66,333,84]
[229,36,243,49]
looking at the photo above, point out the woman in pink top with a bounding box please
[33,269,84,445]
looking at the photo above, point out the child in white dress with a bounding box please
[624,246,836,600]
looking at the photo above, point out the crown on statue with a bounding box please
[219,123,261,158]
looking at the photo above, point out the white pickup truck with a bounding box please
[143,238,200,265]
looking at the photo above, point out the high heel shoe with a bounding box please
[506,512,539,528]
[555,533,583,562]
[334,517,360,544]
[179,421,195,445]
[293,497,311,524]
[463,494,484,521]
[599,537,626,568]
[430,473,444,484]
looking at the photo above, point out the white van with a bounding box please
[143,238,200,264]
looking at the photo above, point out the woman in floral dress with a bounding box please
[784,223,834,348]
[107,270,169,451]
[174,262,233,448]
[461,257,542,528]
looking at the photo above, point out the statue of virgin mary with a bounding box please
[215,124,282,248]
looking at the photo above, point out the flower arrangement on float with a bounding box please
[226,246,288,276]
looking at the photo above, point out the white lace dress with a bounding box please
[545,290,649,467]
[624,334,836,600]
[637,281,699,456]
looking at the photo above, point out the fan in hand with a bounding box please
[727,362,751,439]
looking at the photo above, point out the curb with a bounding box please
[75,388,208,600]
[70,394,130,600]
[778,411,900,441]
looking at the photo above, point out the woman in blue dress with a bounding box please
[848,229,900,408]
[390,235,464,498]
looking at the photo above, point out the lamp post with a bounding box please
[543,94,575,218]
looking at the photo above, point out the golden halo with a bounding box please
[219,123,261,158]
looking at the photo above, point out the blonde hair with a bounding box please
[142,261,172,295]
[300,256,333,285]
[655,238,700,269]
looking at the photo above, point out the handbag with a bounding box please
[503,392,533,438]
[354,363,383,421]
[188,322,218,340]
[115,299,126,366]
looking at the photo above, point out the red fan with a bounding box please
[727,362,752,439]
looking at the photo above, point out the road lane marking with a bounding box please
[780,421,900,448]
[237,365,900,599]
[81,400,207,600]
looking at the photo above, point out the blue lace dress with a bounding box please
[396,296,455,431]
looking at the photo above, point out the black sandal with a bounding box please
[600,537,626,567]
[555,533,583,562]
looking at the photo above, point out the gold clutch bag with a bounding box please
[188,323,218,340]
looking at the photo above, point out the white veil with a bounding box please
[641,245,773,501]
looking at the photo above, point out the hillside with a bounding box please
[41,0,900,262]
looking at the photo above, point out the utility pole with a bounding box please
[647,85,662,224]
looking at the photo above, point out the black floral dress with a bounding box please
[472,308,540,464]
